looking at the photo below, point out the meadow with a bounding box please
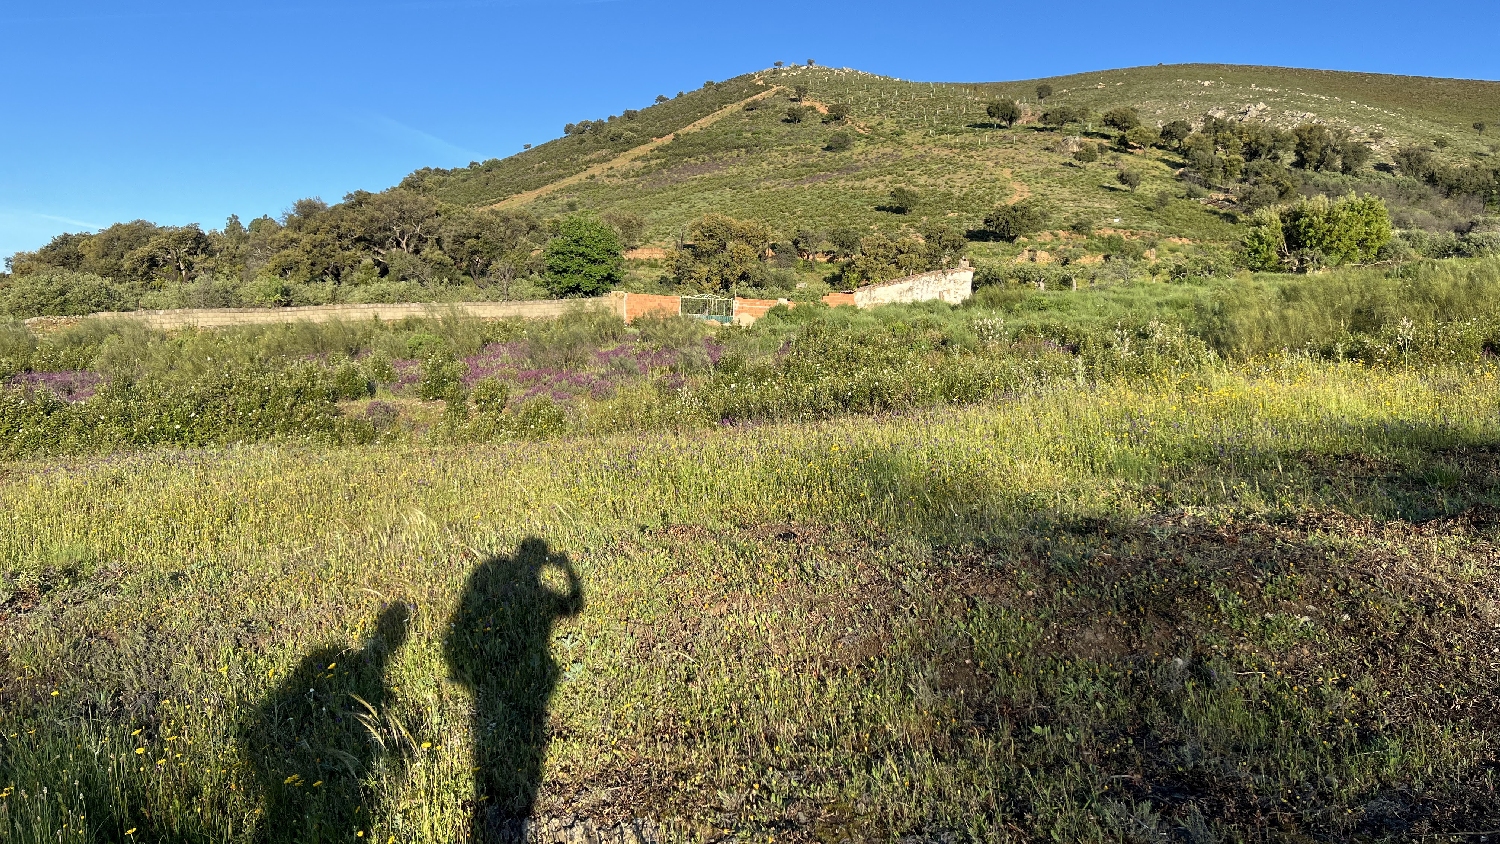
[3,259,1500,841]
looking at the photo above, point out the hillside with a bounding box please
[406,63,1500,250]
[3,63,1498,318]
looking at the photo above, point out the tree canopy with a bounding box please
[541,214,624,297]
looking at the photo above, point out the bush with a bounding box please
[0,321,37,378]
[0,271,131,319]
[824,132,852,152]
[1242,194,1392,272]
[982,199,1051,241]
[416,353,467,400]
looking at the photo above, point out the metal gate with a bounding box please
[678,294,734,324]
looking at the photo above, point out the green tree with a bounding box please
[983,199,1050,241]
[121,225,212,285]
[1117,169,1142,192]
[1102,107,1141,131]
[1394,146,1434,179]
[665,215,773,293]
[824,103,851,123]
[986,99,1022,127]
[824,132,852,152]
[602,211,646,249]
[1036,84,1053,101]
[1241,207,1286,271]
[542,214,623,297]
[793,85,809,101]
[1476,122,1487,136]
[784,106,809,123]
[1243,194,1392,272]
[828,227,863,259]
[1041,106,1088,128]
[887,187,919,213]
[1159,120,1193,149]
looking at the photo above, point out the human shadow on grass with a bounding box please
[241,603,412,843]
[445,538,584,842]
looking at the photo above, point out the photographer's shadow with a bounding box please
[445,537,584,842]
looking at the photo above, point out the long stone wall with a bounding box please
[27,267,974,331]
[38,295,624,331]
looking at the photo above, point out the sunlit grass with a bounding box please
[3,360,1500,840]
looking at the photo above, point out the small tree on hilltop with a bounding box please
[542,214,623,297]
[1036,84,1053,101]
[987,99,1022,127]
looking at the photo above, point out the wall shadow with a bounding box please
[445,537,584,842]
[241,603,411,843]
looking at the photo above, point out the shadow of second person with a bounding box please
[445,537,584,841]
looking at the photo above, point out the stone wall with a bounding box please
[44,296,623,331]
[851,266,974,308]
[33,267,973,332]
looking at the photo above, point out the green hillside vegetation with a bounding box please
[3,64,1499,318]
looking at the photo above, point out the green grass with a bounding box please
[4,361,1500,841]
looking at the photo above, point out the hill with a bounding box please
[404,62,1500,247]
[2,63,1498,317]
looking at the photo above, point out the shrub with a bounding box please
[1242,194,1393,272]
[417,353,467,400]
[983,199,1051,241]
[1073,144,1099,163]
[824,132,852,152]
[471,377,510,414]
[1117,169,1142,192]
[0,271,131,319]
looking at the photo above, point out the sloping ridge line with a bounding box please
[487,84,786,211]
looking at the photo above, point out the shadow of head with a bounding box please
[371,601,412,655]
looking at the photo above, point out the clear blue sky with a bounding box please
[3,0,1498,261]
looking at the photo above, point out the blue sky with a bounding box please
[3,0,1498,261]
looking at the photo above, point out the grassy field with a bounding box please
[4,357,1500,842]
